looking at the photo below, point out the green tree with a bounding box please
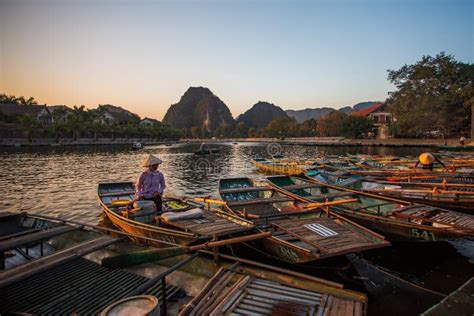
[18,115,38,142]
[387,52,473,137]
[236,122,249,138]
[342,116,373,138]
[0,93,38,105]
[191,126,201,139]
[316,111,346,136]
[50,120,68,143]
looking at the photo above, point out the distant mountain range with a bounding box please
[236,101,289,128]
[162,87,234,131]
[161,86,381,130]
[286,102,379,122]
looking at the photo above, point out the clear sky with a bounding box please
[1,0,472,120]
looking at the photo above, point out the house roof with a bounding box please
[0,103,50,116]
[47,105,73,113]
[351,103,384,117]
[141,117,160,124]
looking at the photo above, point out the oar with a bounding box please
[193,197,227,205]
[303,198,359,209]
[102,231,271,268]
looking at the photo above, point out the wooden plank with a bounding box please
[0,235,119,289]
[0,225,83,252]
[219,186,271,194]
[228,197,294,207]
[99,190,135,197]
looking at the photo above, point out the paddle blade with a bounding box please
[111,200,134,207]
[102,247,188,268]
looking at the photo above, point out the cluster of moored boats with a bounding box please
[2,151,473,315]
[91,152,474,314]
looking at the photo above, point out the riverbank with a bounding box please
[1,137,473,148]
[184,137,474,148]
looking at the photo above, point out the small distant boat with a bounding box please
[232,142,238,145]
[165,143,172,146]
[194,143,219,155]
[131,142,144,150]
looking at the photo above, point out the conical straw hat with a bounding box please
[142,154,163,167]
[419,153,435,165]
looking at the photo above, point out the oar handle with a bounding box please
[189,231,271,251]
[304,198,359,209]
[193,197,227,205]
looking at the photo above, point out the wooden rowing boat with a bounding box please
[97,182,254,247]
[218,177,389,264]
[252,157,311,175]
[266,175,474,242]
[179,252,368,316]
[308,171,474,215]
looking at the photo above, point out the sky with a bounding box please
[0,0,472,120]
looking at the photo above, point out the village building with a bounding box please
[47,105,73,123]
[140,117,160,126]
[351,103,393,139]
[0,104,53,126]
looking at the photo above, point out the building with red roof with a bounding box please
[351,103,393,139]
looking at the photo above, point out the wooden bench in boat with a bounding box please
[0,225,82,252]
[219,186,271,194]
[306,192,357,202]
[162,210,253,237]
[281,183,323,190]
[179,266,365,316]
[227,197,294,207]
[0,235,120,289]
[99,190,135,198]
[271,217,386,257]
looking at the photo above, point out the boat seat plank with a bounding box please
[282,183,323,190]
[0,225,82,252]
[306,192,357,202]
[272,217,383,256]
[219,186,271,194]
[228,197,294,207]
[0,235,119,289]
[99,190,136,198]
[163,211,251,237]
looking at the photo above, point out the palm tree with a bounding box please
[18,115,38,143]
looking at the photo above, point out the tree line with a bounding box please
[183,114,373,139]
[0,98,181,142]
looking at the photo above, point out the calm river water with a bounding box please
[1,142,473,315]
[0,142,425,223]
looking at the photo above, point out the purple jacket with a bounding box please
[135,170,166,199]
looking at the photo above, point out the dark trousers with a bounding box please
[143,195,162,213]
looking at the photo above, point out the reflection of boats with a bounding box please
[218,177,389,264]
[267,174,474,242]
[194,143,219,155]
[97,182,253,247]
[131,142,144,150]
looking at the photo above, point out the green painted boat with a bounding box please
[266,174,474,242]
[218,177,389,264]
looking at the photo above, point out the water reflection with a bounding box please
[0,143,430,223]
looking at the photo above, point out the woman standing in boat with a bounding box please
[413,152,446,171]
[135,154,166,212]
